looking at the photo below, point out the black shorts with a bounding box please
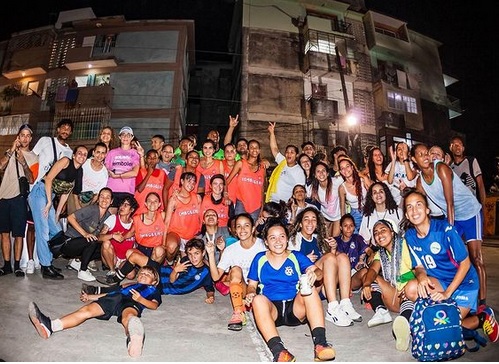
[273,298,306,327]
[95,294,141,323]
[0,195,28,237]
[110,192,134,209]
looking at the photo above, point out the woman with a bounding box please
[197,139,224,195]
[359,182,402,247]
[402,190,498,343]
[222,143,238,204]
[410,143,487,309]
[99,196,139,278]
[285,184,315,224]
[205,213,266,331]
[28,145,88,280]
[61,187,113,282]
[164,172,202,261]
[297,152,313,187]
[360,219,415,350]
[338,157,368,231]
[245,219,335,362]
[365,146,388,186]
[307,161,342,237]
[168,150,205,197]
[289,207,361,327]
[200,174,231,238]
[226,139,266,221]
[385,142,416,205]
[98,126,118,151]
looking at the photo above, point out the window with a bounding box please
[387,91,417,114]
[306,30,336,55]
[311,84,327,99]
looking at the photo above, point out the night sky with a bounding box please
[1,0,498,183]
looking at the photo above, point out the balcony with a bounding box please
[64,46,118,71]
[54,84,113,111]
[2,47,50,79]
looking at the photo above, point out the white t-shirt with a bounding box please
[217,237,266,283]
[384,160,416,205]
[81,159,109,193]
[306,176,343,221]
[359,208,402,244]
[32,136,73,184]
[270,152,306,203]
[103,214,133,230]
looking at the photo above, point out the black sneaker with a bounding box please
[28,302,53,339]
[0,266,13,276]
[81,283,98,295]
[96,274,121,286]
[14,269,25,277]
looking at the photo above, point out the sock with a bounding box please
[14,260,20,271]
[479,299,486,307]
[268,336,286,358]
[311,327,327,346]
[478,312,486,327]
[116,261,135,280]
[51,319,63,332]
[229,283,244,312]
[2,260,12,272]
[399,299,414,322]
[366,291,384,312]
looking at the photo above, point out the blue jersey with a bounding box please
[247,251,313,301]
[335,234,368,269]
[106,283,162,314]
[405,219,478,287]
[298,235,322,258]
[159,258,214,295]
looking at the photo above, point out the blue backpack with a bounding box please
[410,297,466,361]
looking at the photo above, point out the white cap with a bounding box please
[119,126,134,136]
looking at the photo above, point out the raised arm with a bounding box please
[223,114,239,146]
[437,163,455,225]
[268,122,279,158]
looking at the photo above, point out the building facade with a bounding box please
[238,0,461,166]
[0,8,194,149]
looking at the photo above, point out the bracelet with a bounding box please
[4,150,13,158]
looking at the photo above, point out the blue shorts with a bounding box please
[439,278,478,314]
[454,210,483,242]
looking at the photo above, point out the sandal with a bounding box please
[14,269,25,277]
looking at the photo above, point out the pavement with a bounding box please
[1,243,499,362]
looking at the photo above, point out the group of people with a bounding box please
[0,115,497,360]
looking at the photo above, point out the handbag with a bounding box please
[48,231,71,258]
[15,156,30,198]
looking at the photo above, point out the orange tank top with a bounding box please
[236,159,265,213]
[223,159,238,204]
[196,159,223,194]
[133,211,166,248]
[134,168,167,215]
[201,194,230,227]
[168,166,202,197]
[169,192,202,239]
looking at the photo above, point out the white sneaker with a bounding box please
[326,301,353,327]
[368,307,392,328]
[26,260,35,274]
[78,269,96,282]
[67,259,81,272]
[87,260,98,272]
[340,299,363,322]
[392,316,411,351]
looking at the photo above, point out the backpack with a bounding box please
[410,297,466,361]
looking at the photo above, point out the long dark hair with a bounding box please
[338,157,363,209]
[288,206,329,253]
[367,147,388,182]
[310,161,333,202]
[362,181,398,216]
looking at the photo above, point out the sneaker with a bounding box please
[78,269,96,282]
[274,349,295,362]
[367,307,392,328]
[81,283,98,295]
[28,302,52,339]
[66,259,81,272]
[14,269,25,277]
[97,274,121,286]
[325,302,353,327]
[127,317,144,357]
[26,260,35,274]
[392,316,411,351]
[227,311,244,331]
[87,260,98,272]
[314,343,336,361]
[482,308,499,343]
[478,304,495,319]
[340,300,362,322]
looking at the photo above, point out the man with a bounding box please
[266,122,306,203]
[223,114,248,160]
[0,124,37,277]
[206,129,225,160]
[449,136,486,204]
[29,118,74,280]
[150,134,165,154]
[171,136,193,167]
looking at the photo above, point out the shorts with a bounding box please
[273,298,306,327]
[137,244,156,258]
[110,192,134,209]
[454,210,483,242]
[0,195,28,237]
[215,280,230,296]
[439,278,478,313]
[111,239,135,260]
[95,294,141,322]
